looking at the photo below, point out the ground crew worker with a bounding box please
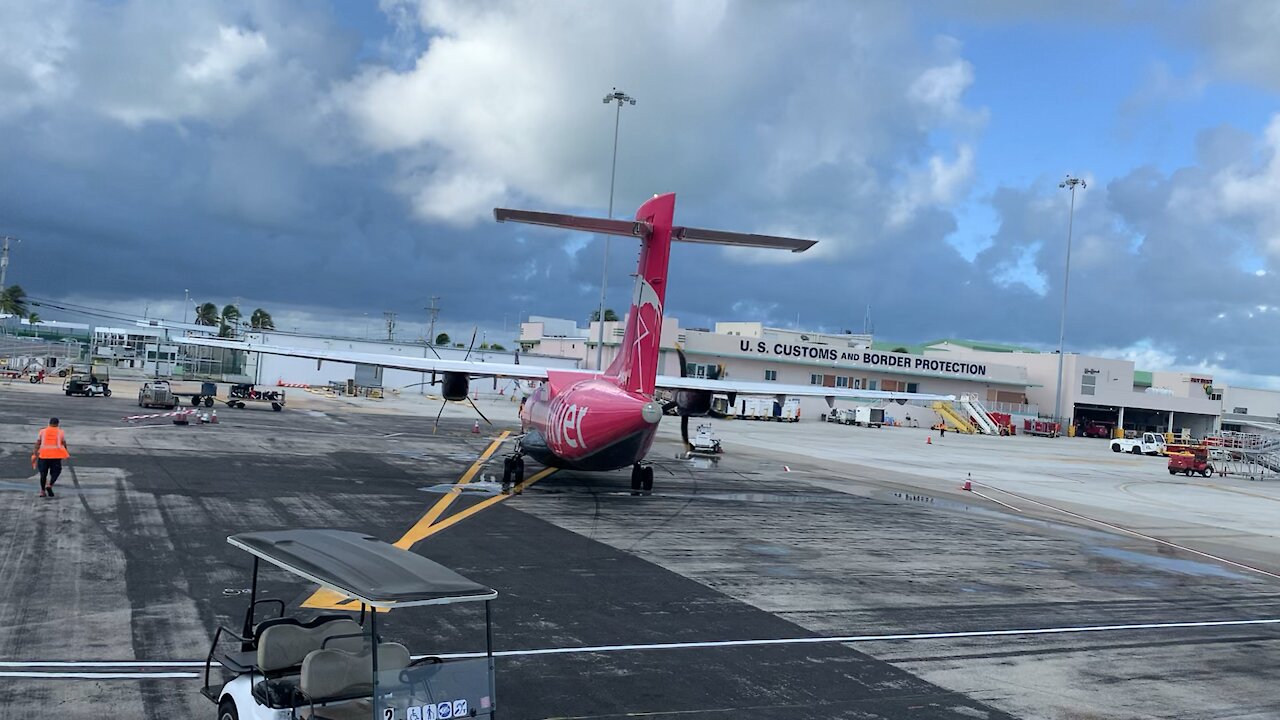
[32,417,70,498]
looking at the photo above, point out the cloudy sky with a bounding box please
[4,1,1280,383]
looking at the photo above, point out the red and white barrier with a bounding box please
[123,409,197,423]
[276,380,310,388]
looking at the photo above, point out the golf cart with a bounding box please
[203,529,498,720]
[63,373,111,397]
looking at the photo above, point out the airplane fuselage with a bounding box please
[519,370,664,471]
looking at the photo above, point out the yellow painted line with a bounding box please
[302,431,510,611]
[393,431,509,550]
[406,467,556,540]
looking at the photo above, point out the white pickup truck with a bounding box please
[1110,432,1167,455]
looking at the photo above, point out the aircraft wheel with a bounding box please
[513,457,525,493]
[218,698,239,720]
[271,402,282,412]
[641,466,654,493]
[630,465,643,494]
[204,396,214,407]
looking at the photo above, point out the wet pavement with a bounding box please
[1,382,1278,719]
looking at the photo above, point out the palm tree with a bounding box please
[26,312,40,325]
[0,285,28,318]
[249,308,275,330]
[194,302,219,326]
[590,308,619,322]
[220,304,241,338]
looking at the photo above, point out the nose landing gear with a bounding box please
[630,464,654,495]
[502,455,525,494]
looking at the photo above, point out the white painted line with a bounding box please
[0,661,204,668]
[972,481,1280,581]
[11,617,1280,672]
[383,432,406,438]
[0,671,198,679]
[969,489,1022,512]
[430,617,1280,660]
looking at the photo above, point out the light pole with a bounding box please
[0,236,19,290]
[183,289,189,324]
[1052,175,1086,432]
[594,87,636,371]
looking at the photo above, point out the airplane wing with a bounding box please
[655,375,955,403]
[177,337,550,381]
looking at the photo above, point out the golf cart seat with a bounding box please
[257,617,365,674]
[297,642,411,718]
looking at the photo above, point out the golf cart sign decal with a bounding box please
[406,700,468,720]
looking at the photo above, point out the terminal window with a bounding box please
[836,377,849,388]
[810,374,822,385]
[764,370,777,381]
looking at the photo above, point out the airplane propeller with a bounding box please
[428,325,493,434]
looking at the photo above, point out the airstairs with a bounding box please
[1204,430,1280,480]
[959,394,1001,435]
[932,401,976,434]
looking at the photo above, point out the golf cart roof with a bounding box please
[228,529,497,608]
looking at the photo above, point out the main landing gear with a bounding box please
[501,455,525,494]
[630,464,654,495]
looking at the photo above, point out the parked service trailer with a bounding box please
[736,397,800,422]
[853,406,883,428]
[225,383,286,411]
[172,381,219,408]
[1023,418,1060,438]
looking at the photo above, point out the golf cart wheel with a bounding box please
[204,396,214,408]
[1131,446,1142,455]
[271,402,282,412]
[1203,467,1213,478]
[190,396,199,406]
[103,388,112,397]
[1111,444,1121,453]
[217,698,238,720]
[28,375,37,384]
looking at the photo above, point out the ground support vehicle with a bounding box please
[203,529,498,720]
[1022,418,1060,438]
[226,383,286,411]
[138,380,179,409]
[688,423,723,454]
[1111,432,1167,456]
[1169,448,1214,477]
[63,374,111,397]
[174,381,220,408]
[853,406,884,428]
[826,408,855,425]
[1081,420,1114,439]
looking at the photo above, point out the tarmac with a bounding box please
[1,378,1278,719]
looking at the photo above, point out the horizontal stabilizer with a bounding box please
[672,226,815,253]
[494,207,816,253]
[494,209,650,238]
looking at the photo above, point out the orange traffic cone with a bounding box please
[961,472,973,491]
[472,420,480,434]
[926,436,932,445]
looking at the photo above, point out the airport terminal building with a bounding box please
[519,316,1227,435]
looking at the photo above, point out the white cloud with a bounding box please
[0,0,76,117]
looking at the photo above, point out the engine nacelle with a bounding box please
[441,372,470,401]
[674,389,712,417]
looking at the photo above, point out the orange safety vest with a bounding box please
[37,427,69,459]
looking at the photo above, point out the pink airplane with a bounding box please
[184,193,952,492]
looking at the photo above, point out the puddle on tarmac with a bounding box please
[1088,546,1252,580]
[419,481,504,496]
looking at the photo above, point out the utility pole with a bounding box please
[425,296,441,344]
[384,311,397,342]
[0,236,18,290]
[1053,175,1087,432]
[594,88,636,371]
[184,289,190,324]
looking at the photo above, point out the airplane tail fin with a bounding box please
[494,195,815,396]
